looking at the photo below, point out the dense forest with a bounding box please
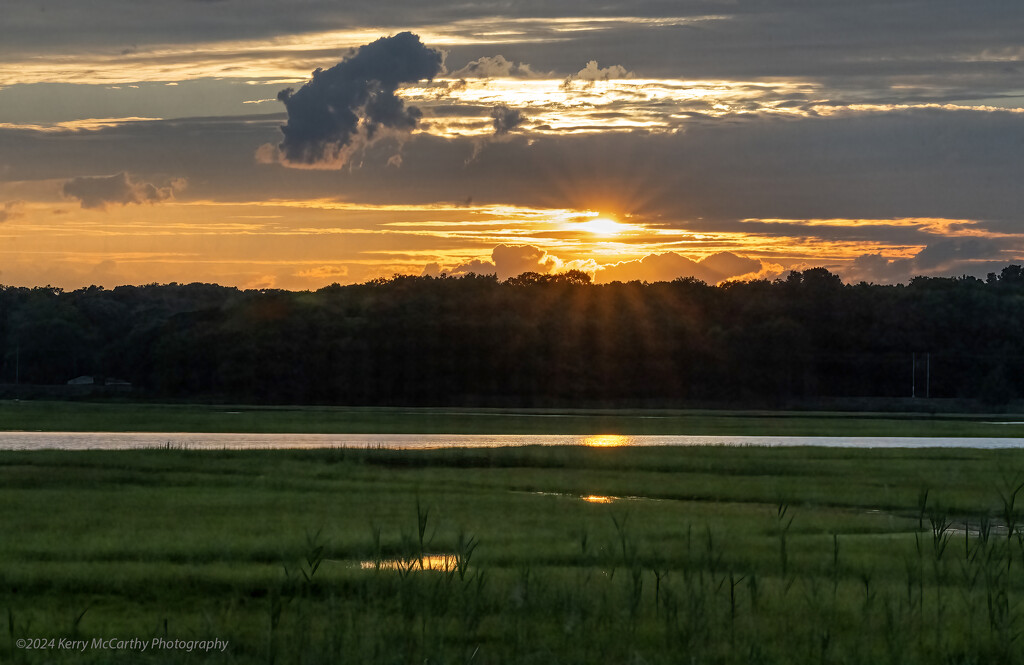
[1,266,1023,408]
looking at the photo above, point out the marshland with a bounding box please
[3,273,1024,662]
[3,441,1024,664]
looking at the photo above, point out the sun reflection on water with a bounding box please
[583,434,630,447]
[360,554,457,572]
[581,495,615,503]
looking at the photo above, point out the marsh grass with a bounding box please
[2,446,1024,663]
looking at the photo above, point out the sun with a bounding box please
[579,217,627,236]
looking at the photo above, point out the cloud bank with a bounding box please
[445,244,560,280]
[594,251,764,284]
[437,246,771,284]
[843,237,1022,284]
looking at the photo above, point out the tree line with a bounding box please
[1,266,1022,407]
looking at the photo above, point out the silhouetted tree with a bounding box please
[1,266,1022,406]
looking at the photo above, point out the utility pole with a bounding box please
[926,353,930,399]
[911,352,915,398]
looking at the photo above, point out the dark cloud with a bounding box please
[912,237,1005,271]
[272,32,443,168]
[843,237,1023,284]
[61,172,185,209]
[464,105,528,162]
[490,104,527,135]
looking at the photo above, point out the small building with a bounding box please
[65,376,132,390]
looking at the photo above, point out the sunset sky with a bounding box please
[2,1,1023,289]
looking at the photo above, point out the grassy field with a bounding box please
[2,399,1024,437]
[2,445,1024,664]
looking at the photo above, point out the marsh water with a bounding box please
[0,431,1022,450]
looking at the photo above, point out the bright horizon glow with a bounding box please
[583,435,631,447]
[579,217,628,236]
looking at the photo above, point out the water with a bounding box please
[0,431,1022,450]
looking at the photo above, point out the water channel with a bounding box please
[0,432,1022,450]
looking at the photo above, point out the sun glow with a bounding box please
[582,495,616,503]
[583,434,631,447]
[580,217,627,236]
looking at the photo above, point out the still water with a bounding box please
[0,432,1022,450]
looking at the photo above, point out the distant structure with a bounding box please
[66,376,132,391]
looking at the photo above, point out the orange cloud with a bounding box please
[594,251,763,284]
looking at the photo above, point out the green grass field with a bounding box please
[2,445,1024,664]
[2,400,1024,437]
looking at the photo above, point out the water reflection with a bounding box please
[583,434,630,447]
[360,554,457,572]
[582,495,615,504]
[2,432,1021,450]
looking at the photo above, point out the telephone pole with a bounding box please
[926,353,930,399]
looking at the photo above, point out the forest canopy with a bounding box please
[1,266,1022,407]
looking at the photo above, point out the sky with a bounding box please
[2,0,1024,289]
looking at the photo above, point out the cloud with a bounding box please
[0,200,24,222]
[490,104,527,135]
[450,258,498,277]
[843,253,914,284]
[270,31,443,168]
[594,252,767,284]
[295,265,349,281]
[449,244,562,280]
[913,237,1004,271]
[443,247,768,285]
[560,60,634,92]
[451,55,541,78]
[464,104,528,162]
[573,60,633,81]
[85,259,128,286]
[728,261,787,283]
[492,243,559,278]
[7,111,1024,272]
[842,237,1020,284]
[61,172,185,210]
[698,252,762,281]
[595,253,700,283]
[244,274,278,290]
